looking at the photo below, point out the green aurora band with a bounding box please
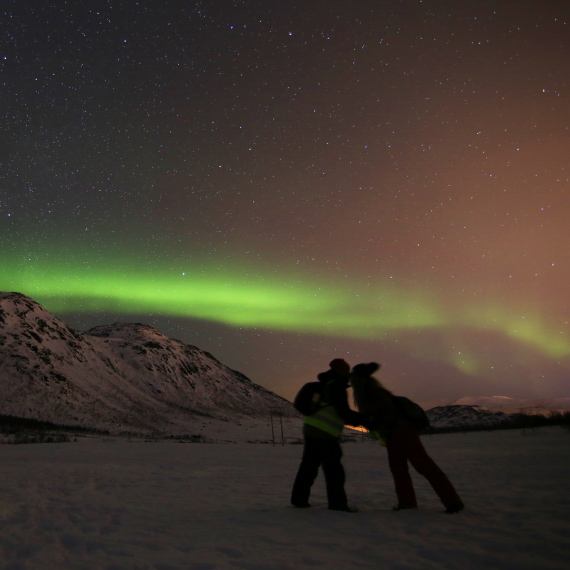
[1,256,568,365]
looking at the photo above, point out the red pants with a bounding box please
[387,425,462,510]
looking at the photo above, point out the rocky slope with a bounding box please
[427,404,511,430]
[0,292,293,436]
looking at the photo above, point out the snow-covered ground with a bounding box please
[1,427,569,570]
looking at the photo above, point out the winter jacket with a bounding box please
[354,378,406,440]
[304,371,364,439]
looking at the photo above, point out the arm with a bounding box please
[329,381,366,426]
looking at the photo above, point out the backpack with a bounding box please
[293,382,323,416]
[393,396,430,431]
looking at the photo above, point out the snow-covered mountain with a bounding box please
[0,292,293,437]
[427,404,512,430]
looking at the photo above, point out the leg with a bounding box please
[402,426,463,511]
[291,436,321,506]
[387,429,417,509]
[320,439,348,509]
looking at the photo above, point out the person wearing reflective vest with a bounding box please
[290,358,365,511]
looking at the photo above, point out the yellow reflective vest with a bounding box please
[304,404,344,437]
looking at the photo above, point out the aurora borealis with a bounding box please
[3,1,569,404]
[2,252,568,358]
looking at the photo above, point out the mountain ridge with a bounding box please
[426,404,511,430]
[0,292,293,438]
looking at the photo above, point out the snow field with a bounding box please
[1,427,569,570]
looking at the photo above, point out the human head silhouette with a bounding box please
[329,358,350,376]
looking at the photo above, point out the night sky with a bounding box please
[2,1,569,405]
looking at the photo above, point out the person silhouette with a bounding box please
[351,362,464,513]
[291,359,364,511]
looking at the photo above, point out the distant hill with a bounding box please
[427,405,512,430]
[425,403,570,433]
[0,292,293,436]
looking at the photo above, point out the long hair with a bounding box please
[351,374,394,417]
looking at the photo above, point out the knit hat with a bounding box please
[317,358,350,382]
[329,358,350,375]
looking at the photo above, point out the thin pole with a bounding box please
[270,412,275,446]
[279,414,285,446]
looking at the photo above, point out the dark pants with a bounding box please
[291,434,348,509]
[387,424,463,510]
